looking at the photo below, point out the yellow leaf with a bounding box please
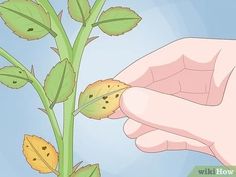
[22,135,58,174]
[78,79,130,120]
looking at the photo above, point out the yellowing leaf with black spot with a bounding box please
[94,7,142,36]
[44,59,75,108]
[23,135,58,174]
[0,0,56,40]
[78,79,129,120]
[0,66,30,89]
[68,0,90,23]
[71,164,101,177]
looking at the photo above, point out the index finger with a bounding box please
[114,39,183,87]
[115,38,223,86]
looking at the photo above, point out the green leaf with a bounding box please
[0,0,56,40]
[71,164,101,177]
[77,79,129,120]
[94,7,142,36]
[68,0,90,23]
[44,59,75,108]
[0,66,30,89]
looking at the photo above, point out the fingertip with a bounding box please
[135,130,167,153]
[120,87,150,121]
[123,119,141,138]
[123,119,155,139]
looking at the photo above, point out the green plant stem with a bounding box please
[73,0,106,68]
[35,1,74,176]
[62,0,106,177]
[36,0,73,62]
[0,47,63,161]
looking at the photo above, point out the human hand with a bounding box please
[110,38,236,165]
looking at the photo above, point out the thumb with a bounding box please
[120,87,219,145]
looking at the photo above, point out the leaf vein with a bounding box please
[76,0,86,24]
[0,5,57,37]
[50,60,68,108]
[0,73,32,83]
[93,17,140,27]
[25,137,59,176]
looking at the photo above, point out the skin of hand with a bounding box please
[109,38,236,165]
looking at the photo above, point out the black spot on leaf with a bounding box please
[13,81,17,84]
[115,94,119,98]
[33,158,37,161]
[102,106,106,109]
[89,94,93,98]
[105,101,109,104]
[27,28,34,32]
[47,153,50,157]
[103,96,108,100]
[42,146,47,150]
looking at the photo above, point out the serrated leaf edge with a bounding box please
[75,79,130,118]
[22,135,59,175]
[0,66,31,89]
[0,1,57,40]
[44,59,76,106]
[68,0,91,23]
[97,6,142,36]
